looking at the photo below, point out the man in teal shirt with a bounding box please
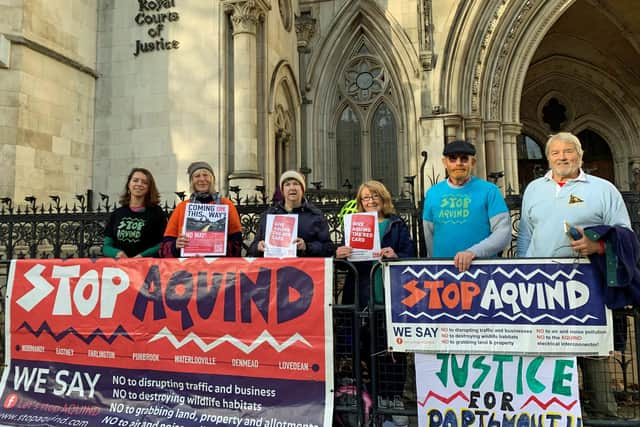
[422,140,511,271]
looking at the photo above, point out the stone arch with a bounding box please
[441,1,575,118]
[521,56,640,188]
[267,61,301,190]
[442,0,640,192]
[306,0,420,189]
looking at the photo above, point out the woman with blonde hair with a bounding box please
[336,180,415,306]
[160,161,242,257]
[335,180,415,423]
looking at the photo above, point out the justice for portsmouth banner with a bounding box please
[415,353,582,427]
[0,258,333,427]
[384,258,612,355]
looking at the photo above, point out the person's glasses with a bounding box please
[360,194,380,202]
[446,155,470,163]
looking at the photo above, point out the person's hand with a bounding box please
[569,227,601,256]
[381,247,397,259]
[116,251,127,259]
[336,246,352,259]
[296,238,306,252]
[454,251,476,272]
[257,240,266,252]
[176,234,189,249]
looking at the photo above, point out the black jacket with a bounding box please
[248,199,335,257]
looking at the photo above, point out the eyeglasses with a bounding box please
[360,194,380,202]
[446,155,471,163]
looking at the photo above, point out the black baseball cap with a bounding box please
[443,140,476,156]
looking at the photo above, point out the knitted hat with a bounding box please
[279,170,306,192]
[187,161,214,179]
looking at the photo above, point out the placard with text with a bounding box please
[265,214,298,258]
[344,212,381,261]
[415,353,582,427]
[0,258,334,427]
[384,258,612,355]
[181,203,228,257]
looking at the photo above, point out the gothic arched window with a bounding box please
[336,106,362,190]
[371,103,398,191]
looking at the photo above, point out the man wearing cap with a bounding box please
[248,170,334,257]
[422,140,511,271]
[160,161,243,257]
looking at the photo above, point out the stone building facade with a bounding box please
[1,0,639,204]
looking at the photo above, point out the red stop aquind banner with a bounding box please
[0,257,334,427]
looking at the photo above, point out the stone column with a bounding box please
[224,0,270,196]
[484,121,504,190]
[295,11,316,177]
[628,157,640,191]
[502,122,522,195]
[443,115,462,143]
[465,117,485,180]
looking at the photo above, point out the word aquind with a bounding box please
[402,279,589,314]
[18,264,315,331]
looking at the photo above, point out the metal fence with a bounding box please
[1,191,640,426]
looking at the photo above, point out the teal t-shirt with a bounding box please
[423,176,508,257]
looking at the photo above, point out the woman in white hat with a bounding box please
[248,170,334,257]
[160,161,242,257]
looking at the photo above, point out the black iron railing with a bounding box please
[2,191,640,425]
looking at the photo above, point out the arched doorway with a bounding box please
[577,129,614,183]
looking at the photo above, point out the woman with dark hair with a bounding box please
[103,168,167,258]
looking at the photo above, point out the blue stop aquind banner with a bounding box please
[0,257,334,427]
[383,258,612,355]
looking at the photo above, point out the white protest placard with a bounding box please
[181,203,229,257]
[344,211,381,261]
[415,353,582,427]
[265,214,298,258]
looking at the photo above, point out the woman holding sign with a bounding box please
[336,180,415,307]
[336,180,415,425]
[103,167,167,258]
[160,161,242,257]
[248,170,334,257]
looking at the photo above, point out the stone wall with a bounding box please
[0,0,98,201]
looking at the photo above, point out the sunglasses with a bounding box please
[446,154,471,162]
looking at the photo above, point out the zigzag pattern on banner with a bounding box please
[148,327,312,353]
[491,267,582,280]
[18,321,133,344]
[402,267,488,280]
[401,311,487,320]
[417,391,469,406]
[492,312,598,323]
[520,396,579,410]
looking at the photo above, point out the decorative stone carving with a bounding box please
[489,0,535,119]
[278,0,292,32]
[418,0,435,71]
[295,12,316,49]
[223,0,268,35]
[341,55,386,104]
